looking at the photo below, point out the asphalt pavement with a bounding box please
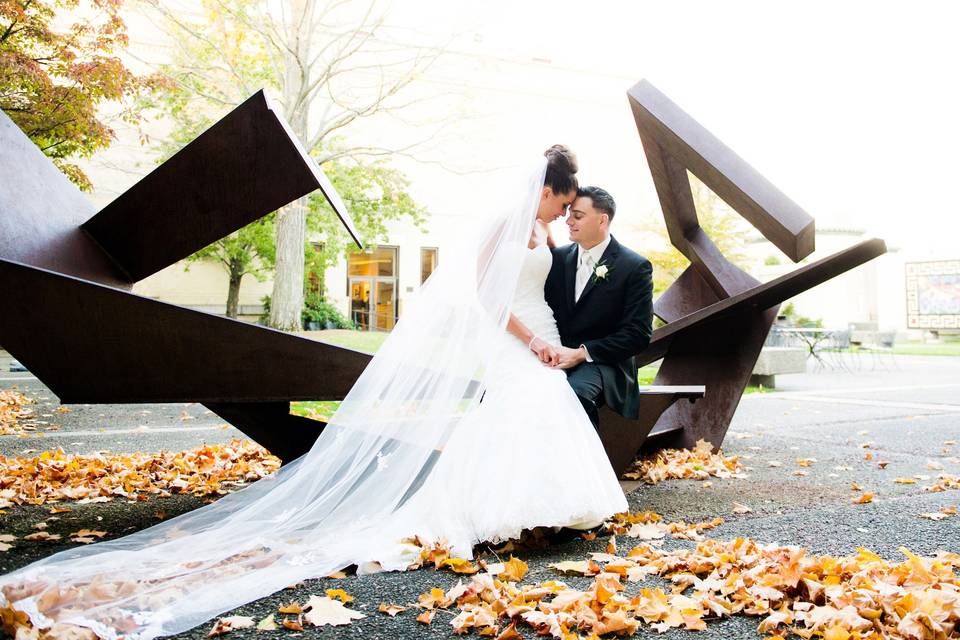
[0,351,958,639]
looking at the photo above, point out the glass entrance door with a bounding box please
[350,280,372,329]
[374,280,396,331]
[349,278,396,331]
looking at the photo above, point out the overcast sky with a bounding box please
[353,0,960,260]
[94,0,960,262]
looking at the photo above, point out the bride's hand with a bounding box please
[529,337,560,367]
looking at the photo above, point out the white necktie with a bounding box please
[575,251,594,302]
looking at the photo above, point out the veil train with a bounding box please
[0,160,549,639]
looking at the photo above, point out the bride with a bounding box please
[0,145,627,639]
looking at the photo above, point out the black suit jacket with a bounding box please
[544,236,654,418]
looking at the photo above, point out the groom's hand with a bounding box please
[554,346,587,370]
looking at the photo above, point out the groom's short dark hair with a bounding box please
[577,186,616,222]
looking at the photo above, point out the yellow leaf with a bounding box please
[440,557,480,574]
[852,493,874,504]
[278,601,302,614]
[325,588,353,603]
[498,556,528,583]
[823,625,850,640]
[893,477,916,484]
[416,609,434,625]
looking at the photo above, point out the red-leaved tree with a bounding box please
[0,0,163,190]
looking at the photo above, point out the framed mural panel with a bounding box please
[906,260,960,329]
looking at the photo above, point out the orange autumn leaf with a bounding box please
[440,557,480,574]
[498,556,528,583]
[278,601,302,614]
[378,603,407,616]
[852,492,874,504]
[416,609,435,625]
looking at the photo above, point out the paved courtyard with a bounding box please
[0,352,958,638]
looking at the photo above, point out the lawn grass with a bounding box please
[889,342,960,357]
[312,329,388,353]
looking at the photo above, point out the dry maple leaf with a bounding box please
[255,614,277,631]
[494,621,522,640]
[852,492,874,504]
[498,556,528,583]
[303,595,365,626]
[378,603,407,616]
[280,616,303,631]
[733,503,753,514]
[207,616,254,636]
[918,511,951,521]
[23,532,60,541]
[440,557,480,574]
[416,609,435,625]
[549,560,593,575]
[70,529,106,539]
[277,601,302,614]
[796,458,817,467]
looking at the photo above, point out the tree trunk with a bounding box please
[225,265,243,319]
[269,199,306,329]
[268,0,312,330]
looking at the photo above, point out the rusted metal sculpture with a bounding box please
[0,81,886,472]
[0,91,372,461]
[595,81,886,475]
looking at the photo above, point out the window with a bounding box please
[420,247,438,284]
[348,246,397,277]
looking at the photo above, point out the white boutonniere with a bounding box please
[592,261,612,284]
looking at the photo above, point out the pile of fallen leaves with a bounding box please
[621,438,745,484]
[0,439,280,507]
[411,531,960,638]
[0,390,34,436]
[604,511,725,542]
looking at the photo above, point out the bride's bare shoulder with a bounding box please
[528,220,551,249]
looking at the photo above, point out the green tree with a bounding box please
[632,176,756,295]
[0,0,162,190]
[189,217,276,319]
[145,0,430,321]
[305,158,426,302]
[142,0,438,329]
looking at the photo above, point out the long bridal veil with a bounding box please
[0,158,548,639]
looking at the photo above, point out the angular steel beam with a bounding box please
[82,91,361,283]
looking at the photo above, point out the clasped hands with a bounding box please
[529,337,585,369]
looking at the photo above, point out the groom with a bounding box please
[544,186,654,429]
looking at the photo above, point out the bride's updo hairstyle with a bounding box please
[544,144,579,195]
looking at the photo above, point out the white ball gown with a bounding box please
[0,159,627,639]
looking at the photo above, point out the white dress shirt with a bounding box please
[575,235,612,362]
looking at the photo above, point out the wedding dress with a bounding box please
[0,159,626,639]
